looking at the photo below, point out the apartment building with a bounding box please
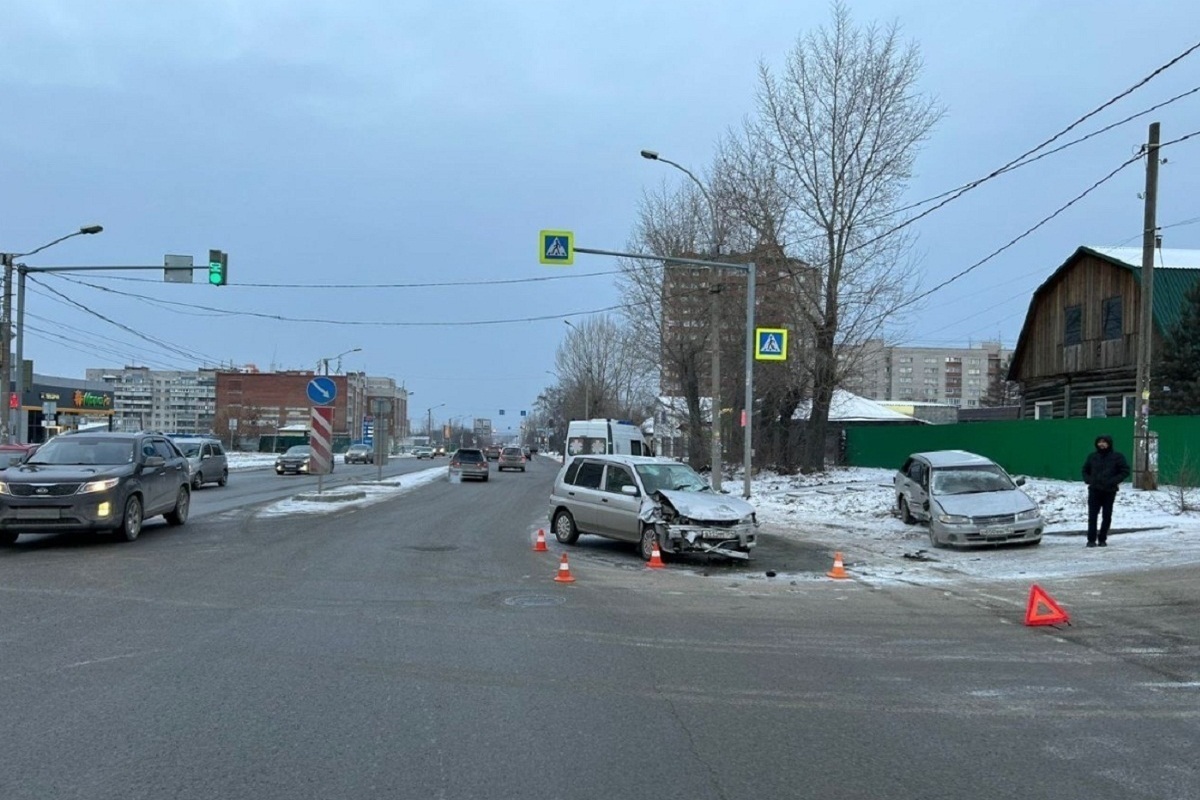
[842,340,1011,408]
[85,367,217,434]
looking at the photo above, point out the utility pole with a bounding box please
[1,252,12,442]
[1134,122,1160,490]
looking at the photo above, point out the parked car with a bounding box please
[548,454,758,561]
[344,444,373,464]
[413,446,434,459]
[498,446,526,472]
[449,448,489,482]
[172,436,229,489]
[275,445,333,475]
[0,431,190,544]
[894,450,1044,548]
[484,446,501,461]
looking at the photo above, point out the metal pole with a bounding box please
[1134,122,1160,490]
[710,276,722,490]
[743,262,756,500]
[14,266,26,444]
[1,253,11,442]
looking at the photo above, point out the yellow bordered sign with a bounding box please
[755,328,788,361]
[539,230,574,265]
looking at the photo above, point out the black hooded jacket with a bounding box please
[1082,435,1131,493]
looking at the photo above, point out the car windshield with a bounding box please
[179,443,203,457]
[349,446,369,452]
[27,438,134,466]
[284,446,311,456]
[635,462,710,494]
[930,465,1014,495]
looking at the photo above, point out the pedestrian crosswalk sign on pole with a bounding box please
[755,328,788,361]
[539,230,574,265]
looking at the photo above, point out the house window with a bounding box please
[1102,297,1123,340]
[1087,396,1108,418]
[1064,305,1082,346]
[1034,401,1054,420]
[1123,395,1137,418]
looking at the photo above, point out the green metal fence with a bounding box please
[845,415,1200,485]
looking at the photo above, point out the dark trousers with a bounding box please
[1087,488,1116,543]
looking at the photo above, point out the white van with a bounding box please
[565,419,653,461]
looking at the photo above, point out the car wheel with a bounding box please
[192,471,204,490]
[639,525,660,561]
[0,531,18,546]
[899,497,917,525]
[520,467,525,472]
[482,476,489,482]
[218,470,228,487]
[553,510,579,544]
[165,486,190,526]
[927,526,943,549]
[116,495,143,542]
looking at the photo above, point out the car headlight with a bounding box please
[937,513,971,524]
[79,477,121,494]
[1016,509,1041,521]
[0,481,10,495]
[739,514,756,525]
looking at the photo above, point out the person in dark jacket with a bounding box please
[1081,434,1131,547]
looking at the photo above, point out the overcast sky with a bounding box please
[3,1,1199,434]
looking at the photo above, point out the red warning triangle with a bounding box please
[1025,584,1070,626]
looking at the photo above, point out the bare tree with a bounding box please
[557,313,655,426]
[740,2,942,471]
[616,182,714,469]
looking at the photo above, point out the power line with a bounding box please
[77,269,624,290]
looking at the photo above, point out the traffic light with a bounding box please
[208,249,228,286]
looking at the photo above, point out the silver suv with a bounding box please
[173,436,229,489]
[894,450,1043,548]
[548,454,758,561]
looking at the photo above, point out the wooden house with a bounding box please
[1007,246,1200,419]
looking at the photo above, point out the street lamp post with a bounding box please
[426,403,445,447]
[320,347,362,376]
[642,149,724,491]
[2,225,104,443]
[561,320,591,418]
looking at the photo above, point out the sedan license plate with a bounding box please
[17,508,60,520]
[980,526,1011,538]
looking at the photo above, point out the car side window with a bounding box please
[573,461,604,489]
[604,465,635,494]
[564,460,581,484]
[153,440,176,460]
[907,461,925,484]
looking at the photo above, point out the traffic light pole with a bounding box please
[11,261,223,443]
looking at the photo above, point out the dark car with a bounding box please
[344,444,373,464]
[275,445,331,475]
[0,431,191,544]
[449,448,489,482]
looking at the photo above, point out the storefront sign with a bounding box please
[72,390,112,409]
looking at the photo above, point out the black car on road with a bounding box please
[0,431,191,544]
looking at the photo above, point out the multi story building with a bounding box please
[213,368,368,447]
[842,340,1011,408]
[659,250,814,396]
[85,367,217,434]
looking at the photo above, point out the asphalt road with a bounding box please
[1,455,1196,799]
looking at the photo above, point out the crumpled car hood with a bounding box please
[935,489,1038,517]
[650,489,756,521]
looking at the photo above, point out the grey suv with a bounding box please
[173,436,229,489]
[548,454,758,561]
[0,431,191,544]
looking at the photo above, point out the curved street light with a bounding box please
[425,403,446,446]
[641,147,725,491]
[320,347,362,375]
[2,225,104,443]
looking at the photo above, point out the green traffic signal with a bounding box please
[208,249,227,286]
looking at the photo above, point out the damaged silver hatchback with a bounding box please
[548,454,758,561]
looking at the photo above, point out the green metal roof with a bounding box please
[1080,246,1200,334]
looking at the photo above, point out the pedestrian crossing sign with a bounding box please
[539,230,574,265]
[755,328,788,361]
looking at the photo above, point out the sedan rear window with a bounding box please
[455,450,485,462]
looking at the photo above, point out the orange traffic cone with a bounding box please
[554,553,576,583]
[647,537,666,569]
[826,552,849,579]
[534,528,548,552]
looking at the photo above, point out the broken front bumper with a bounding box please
[661,522,758,560]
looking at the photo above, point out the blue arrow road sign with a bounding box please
[307,376,338,405]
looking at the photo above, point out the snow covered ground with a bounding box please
[226,453,1200,585]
